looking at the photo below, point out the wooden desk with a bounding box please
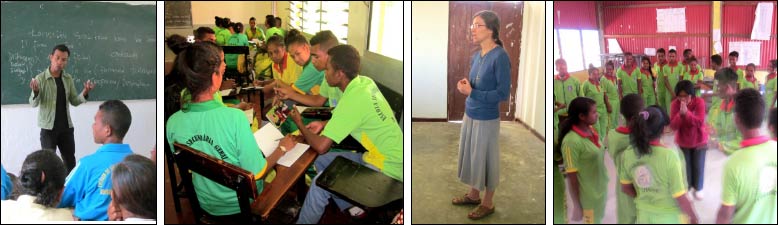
[251,137,317,220]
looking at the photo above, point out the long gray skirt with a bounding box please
[457,114,500,192]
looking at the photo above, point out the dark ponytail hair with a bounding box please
[641,57,653,77]
[165,34,191,55]
[629,106,668,157]
[474,10,502,46]
[620,94,645,122]
[174,41,223,98]
[112,154,157,219]
[555,97,597,152]
[19,150,67,207]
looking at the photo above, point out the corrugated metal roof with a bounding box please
[603,4,710,35]
[553,1,597,30]
[605,37,711,67]
[722,2,777,69]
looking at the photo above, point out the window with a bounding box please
[368,1,403,61]
[554,29,602,72]
[289,1,349,43]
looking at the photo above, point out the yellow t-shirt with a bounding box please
[272,53,303,86]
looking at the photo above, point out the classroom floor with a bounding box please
[411,121,546,224]
[563,131,729,224]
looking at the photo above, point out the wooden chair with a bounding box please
[222,46,251,86]
[173,143,259,224]
[316,156,404,223]
[163,138,184,212]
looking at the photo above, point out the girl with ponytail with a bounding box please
[558,97,608,224]
[621,106,699,224]
[606,93,644,224]
[451,9,511,220]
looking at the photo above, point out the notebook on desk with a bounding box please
[254,123,309,167]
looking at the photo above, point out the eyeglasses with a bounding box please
[470,24,486,30]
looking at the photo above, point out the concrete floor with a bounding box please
[411,122,546,224]
[563,131,729,224]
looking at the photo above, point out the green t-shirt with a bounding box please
[766,74,777,108]
[682,69,704,96]
[180,88,223,111]
[602,76,620,130]
[620,144,687,214]
[265,27,284,41]
[617,66,640,96]
[293,60,324,95]
[319,77,343,107]
[216,29,232,46]
[607,127,637,224]
[637,70,656,105]
[320,76,403,181]
[739,77,759,90]
[553,166,567,224]
[582,80,606,113]
[713,99,742,155]
[553,75,581,116]
[561,126,608,211]
[721,138,777,224]
[165,100,267,216]
[661,63,683,94]
[225,33,249,69]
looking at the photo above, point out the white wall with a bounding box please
[515,1,546,138]
[410,1,449,119]
[1,100,156,175]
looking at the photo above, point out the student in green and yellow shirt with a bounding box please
[557,97,608,224]
[716,88,777,224]
[727,51,746,82]
[291,45,402,224]
[215,18,232,46]
[582,67,611,137]
[246,17,265,41]
[607,94,644,224]
[274,30,343,108]
[285,32,324,95]
[638,57,657,106]
[660,49,684,114]
[552,95,567,224]
[256,35,303,99]
[620,106,699,224]
[680,49,703,75]
[654,48,670,111]
[739,63,760,90]
[706,54,725,130]
[766,60,777,108]
[166,41,296,216]
[225,23,249,70]
[602,61,620,130]
[712,68,743,155]
[553,59,581,120]
[617,53,641,99]
[682,57,705,96]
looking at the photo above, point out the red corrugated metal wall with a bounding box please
[602,2,711,67]
[722,2,777,70]
[553,1,597,29]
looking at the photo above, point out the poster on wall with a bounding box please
[751,2,774,41]
[657,7,686,33]
[728,42,761,66]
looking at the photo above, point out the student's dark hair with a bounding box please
[249,17,256,21]
[266,34,285,49]
[746,63,756,70]
[688,56,697,63]
[51,44,70,56]
[232,22,244,34]
[214,16,224,27]
[474,10,503,46]
[675,80,696,97]
[166,34,191,55]
[286,31,309,49]
[194,27,215,41]
[641,57,653,77]
[715,67,739,86]
[620,94,645,122]
[310,30,339,52]
[19,150,67,208]
[587,64,598,75]
[657,48,666,55]
[606,60,615,69]
[771,59,777,70]
[683,48,692,57]
[629,106,666,157]
[668,49,677,55]
[711,54,723,66]
[112,154,156,219]
[99,100,132,140]
[328,44,361,80]
[770,108,777,138]
[275,16,282,26]
[265,15,276,27]
[554,97,597,152]
[624,52,633,57]
[175,41,223,97]
[734,88,765,129]
[729,51,739,58]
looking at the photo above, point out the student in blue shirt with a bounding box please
[57,100,134,221]
[1,164,11,200]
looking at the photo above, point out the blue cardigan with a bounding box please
[465,46,511,120]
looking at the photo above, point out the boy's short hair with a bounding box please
[99,100,132,139]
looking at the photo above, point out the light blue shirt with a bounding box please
[1,164,11,200]
[58,143,133,221]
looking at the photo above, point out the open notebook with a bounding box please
[254,123,310,167]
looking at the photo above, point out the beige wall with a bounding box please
[191,1,273,27]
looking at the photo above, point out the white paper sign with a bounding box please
[751,2,775,40]
[607,39,623,54]
[713,42,723,55]
[644,48,657,56]
[728,42,761,66]
[657,8,686,33]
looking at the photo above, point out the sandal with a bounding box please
[452,194,481,205]
[467,205,495,220]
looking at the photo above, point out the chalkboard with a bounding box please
[1,1,156,105]
[165,1,192,28]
